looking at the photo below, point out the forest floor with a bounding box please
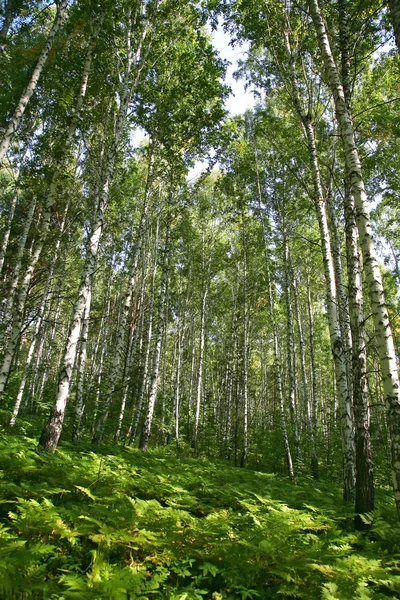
[0,428,399,599]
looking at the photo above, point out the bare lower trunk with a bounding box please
[292,275,319,479]
[344,180,374,528]
[309,0,400,517]
[98,151,154,440]
[282,229,300,455]
[171,310,185,446]
[128,229,159,445]
[306,283,318,434]
[71,287,91,443]
[283,23,355,498]
[192,283,208,449]
[140,212,171,452]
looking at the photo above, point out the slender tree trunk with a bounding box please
[345,180,374,528]
[1,197,36,335]
[0,36,95,399]
[0,0,69,163]
[240,242,249,468]
[292,275,319,478]
[129,224,159,444]
[114,285,141,442]
[266,255,294,480]
[186,318,196,440]
[283,27,355,499]
[95,151,154,441]
[306,282,318,434]
[282,227,300,456]
[192,278,209,449]
[172,310,185,446]
[309,0,400,517]
[71,287,91,443]
[140,210,171,452]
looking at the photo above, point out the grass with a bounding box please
[0,429,399,599]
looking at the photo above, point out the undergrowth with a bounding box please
[0,431,399,599]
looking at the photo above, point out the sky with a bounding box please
[186,23,255,181]
[211,24,255,116]
[131,23,255,180]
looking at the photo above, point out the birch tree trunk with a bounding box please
[345,183,374,528]
[282,227,300,455]
[114,283,141,443]
[0,0,69,164]
[0,35,95,399]
[92,151,154,442]
[192,274,209,449]
[128,224,159,445]
[309,0,400,517]
[172,308,185,446]
[265,249,294,480]
[292,275,319,479]
[9,202,68,425]
[284,38,355,499]
[39,29,138,451]
[240,245,249,468]
[306,282,318,434]
[71,287,91,443]
[140,210,171,452]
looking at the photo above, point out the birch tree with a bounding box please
[308,0,400,517]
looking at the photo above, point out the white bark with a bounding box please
[0,35,95,399]
[140,212,171,452]
[0,187,19,277]
[240,240,249,468]
[266,251,294,480]
[0,0,69,163]
[93,152,154,442]
[192,276,209,449]
[309,0,400,517]
[292,275,319,478]
[9,202,68,425]
[306,282,318,434]
[71,287,91,443]
[1,197,36,335]
[128,225,159,445]
[283,28,355,498]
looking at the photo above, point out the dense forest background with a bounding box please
[1,0,400,597]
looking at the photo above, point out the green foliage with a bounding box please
[0,432,399,599]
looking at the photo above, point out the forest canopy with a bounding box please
[1,0,400,596]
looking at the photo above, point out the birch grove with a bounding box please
[1,0,400,524]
